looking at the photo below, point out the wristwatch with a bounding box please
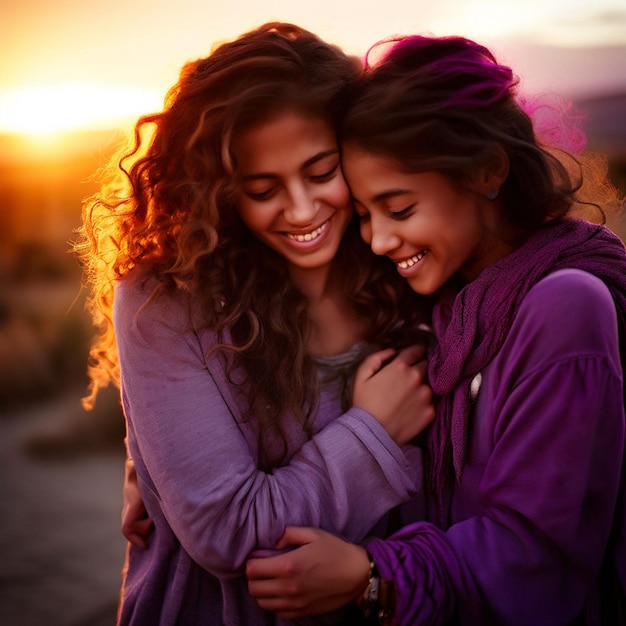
[358,553,394,624]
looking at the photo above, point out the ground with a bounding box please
[0,390,126,626]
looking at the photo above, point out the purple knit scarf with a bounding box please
[427,218,626,518]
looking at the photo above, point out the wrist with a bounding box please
[351,545,372,602]
[357,551,394,624]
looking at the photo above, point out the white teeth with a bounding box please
[398,251,427,269]
[286,220,329,242]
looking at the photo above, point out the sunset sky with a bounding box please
[2,0,625,135]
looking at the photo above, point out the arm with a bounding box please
[245,525,451,621]
[365,270,626,625]
[115,274,429,577]
[248,270,626,625]
[120,345,432,552]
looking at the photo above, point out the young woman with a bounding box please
[77,23,435,626]
[246,34,626,625]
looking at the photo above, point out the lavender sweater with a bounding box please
[367,269,625,625]
[113,269,424,625]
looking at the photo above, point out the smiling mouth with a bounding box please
[397,250,428,269]
[285,220,329,242]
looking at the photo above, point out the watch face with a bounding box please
[367,575,380,602]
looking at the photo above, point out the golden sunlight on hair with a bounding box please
[0,84,162,136]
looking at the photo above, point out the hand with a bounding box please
[121,457,153,549]
[246,526,370,619]
[352,345,435,446]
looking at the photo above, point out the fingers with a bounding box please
[128,533,148,550]
[247,577,280,598]
[377,346,428,386]
[246,556,311,618]
[355,348,397,382]
[357,344,427,378]
[247,527,319,581]
[394,343,427,365]
[246,550,291,580]
[248,579,304,618]
[122,518,154,550]
[276,526,318,550]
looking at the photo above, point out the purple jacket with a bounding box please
[113,268,424,625]
[367,269,625,625]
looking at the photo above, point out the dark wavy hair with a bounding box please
[76,22,428,469]
[341,35,616,230]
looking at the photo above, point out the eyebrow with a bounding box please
[241,148,339,182]
[372,189,411,202]
[351,188,411,205]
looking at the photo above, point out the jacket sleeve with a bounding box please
[114,274,421,578]
[366,269,626,626]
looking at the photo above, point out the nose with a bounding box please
[369,216,401,256]
[283,183,318,226]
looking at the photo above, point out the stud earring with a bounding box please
[486,189,499,200]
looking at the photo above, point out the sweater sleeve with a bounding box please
[114,274,420,578]
[366,269,625,626]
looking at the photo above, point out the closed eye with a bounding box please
[389,204,415,220]
[245,187,276,201]
[310,164,339,183]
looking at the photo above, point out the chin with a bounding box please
[407,277,438,295]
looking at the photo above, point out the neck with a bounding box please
[289,265,366,356]
[288,264,334,302]
[460,219,526,282]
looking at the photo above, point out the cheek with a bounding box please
[235,199,271,234]
[325,176,351,209]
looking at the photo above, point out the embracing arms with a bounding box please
[246,270,626,625]
[115,272,433,576]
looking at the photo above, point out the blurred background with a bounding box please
[1,1,625,624]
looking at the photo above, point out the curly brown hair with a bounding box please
[76,22,429,469]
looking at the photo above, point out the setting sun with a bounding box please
[0,84,163,136]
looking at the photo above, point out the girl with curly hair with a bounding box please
[77,22,435,626]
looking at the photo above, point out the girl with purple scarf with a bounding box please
[246,35,626,625]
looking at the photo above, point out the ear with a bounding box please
[476,145,509,196]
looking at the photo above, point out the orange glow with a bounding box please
[0,84,163,136]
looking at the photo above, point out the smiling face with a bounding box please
[232,110,353,278]
[342,144,512,295]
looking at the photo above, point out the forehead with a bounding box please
[342,144,398,172]
[341,145,408,194]
[232,110,337,173]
